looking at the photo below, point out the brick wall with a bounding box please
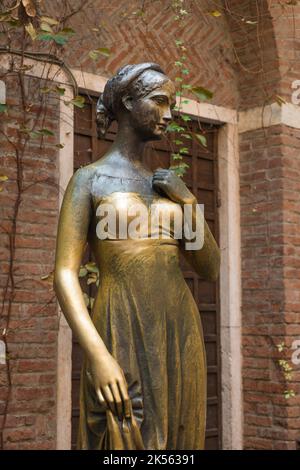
[240,124,300,450]
[270,5,300,104]
[0,74,60,449]
[43,0,239,109]
[281,125,300,448]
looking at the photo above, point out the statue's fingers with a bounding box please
[117,379,131,419]
[152,179,166,186]
[109,382,123,420]
[153,172,168,179]
[153,172,167,177]
[96,388,106,406]
[102,385,116,415]
[153,181,168,189]
[152,176,167,183]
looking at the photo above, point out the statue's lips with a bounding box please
[157,123,167,131]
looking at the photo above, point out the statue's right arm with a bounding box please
[53,169,130,419]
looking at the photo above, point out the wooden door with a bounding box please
[72,92,221,449]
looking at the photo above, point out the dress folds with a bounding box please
[77,192,207,450]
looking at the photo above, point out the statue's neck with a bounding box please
[109,122,147,165]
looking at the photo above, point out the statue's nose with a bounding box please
[162,107,172,122]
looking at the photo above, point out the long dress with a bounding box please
[77,190,207,450]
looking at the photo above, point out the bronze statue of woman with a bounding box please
[54,63,220,450]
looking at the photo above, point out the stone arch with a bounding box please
[224,0,280,109]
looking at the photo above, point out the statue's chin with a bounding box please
[140,129,164,143]
[142,135,162,143]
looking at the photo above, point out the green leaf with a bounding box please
[79,267,88,278]
[70,95,85,108]
[55,143,65,149]
[171,153,182,161]
[0,104,8,113]
[40,16,59,26]
[7,19,21,27]
[182,69,189,75]
[0,13,11,22]
[194,133,207,147]
[179,147,189,154]
[61,27,76,35]
[182,84,192,90]
[169,163,189,177]
[89,48,110,60]
[175,61,183,67]
[39,128,54,136]
[52,34,69,45]
[182,133,192,139]
[99,47,111,57]
[209,10,222,17]
[89,50,99,61]
[132,9,145,16]
[175,77,183,82]
[180,114,191,122]
[284,390,296,400]
[29,131,40,139]
[174,140,183,145]
[276,342,286,352]
[25,22,37,40]
[85,262,99,273]
[39,28,75,45]
[55,86,65,96]
[52,34,69,46]
[191,86,213,101]
[38,32,54,42]
[0,175,8,182]
[40,22,53,33]
[166,122,185,133]
[29,128,54,138]
[40,87,52,94]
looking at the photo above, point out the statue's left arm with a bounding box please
[152,168,220,281]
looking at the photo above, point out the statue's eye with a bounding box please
[151,96,167,104]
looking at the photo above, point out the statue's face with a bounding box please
[127,75,176,141]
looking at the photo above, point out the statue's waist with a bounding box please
[92,238,181,274]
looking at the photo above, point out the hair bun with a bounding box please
[96,93,114,139]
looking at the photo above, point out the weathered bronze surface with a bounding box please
[54,63,220,450]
